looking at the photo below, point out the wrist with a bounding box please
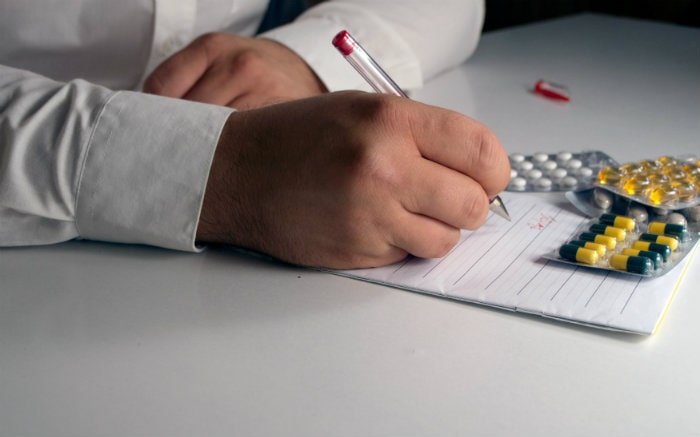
[197,112,246,244]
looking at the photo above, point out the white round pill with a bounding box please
[593,188,613,211]
[533,152,549,163]
[629,206,648,223]
[517,161,534,171]
[509,177,527,191]
[534,178,552,191]
[667,212,687,227]
[510,153,525,163]
[510,169,518,179]
[541,160,558,171]
[577,167,593,178]
[561,176,578,188]
[653,207,670,216]
[526,169,543,180]
[550,168,567,180]
[566,159,582,170]
[556,151,573,162]
[684,205,700,223]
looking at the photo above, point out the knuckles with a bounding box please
[340,92,406,128]
[227,49,266,77]
[196,32,231,55]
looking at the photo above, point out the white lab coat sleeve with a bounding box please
[0,65,233,251]
[259,0,484,92]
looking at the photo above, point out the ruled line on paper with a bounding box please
[391,257,412,274]
[550,267,579,301]
[620,276,644,314]
[517,260,549,295]
[421,231,478,278]
[585,271,610,307]
[485,209,563,290]
[452,204,537,286]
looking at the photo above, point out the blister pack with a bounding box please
[543,211,698,277]
[592,155,700,212]
[507,151,617,192]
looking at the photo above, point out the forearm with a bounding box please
[0,65,232,251]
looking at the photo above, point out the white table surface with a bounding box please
[1,13,699,437]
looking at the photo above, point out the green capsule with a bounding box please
[590,223,626,241]
[559,244,599,265]
[580,232,616,249]
[569,240,607,257]
[632,241,671,262]
[622,248,662,269]
[599,213,636,231]
[648,221,688,240]
[639,233,679,251]
[610,254,652,274]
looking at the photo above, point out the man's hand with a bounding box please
[197,91,510,269]
[144,33,326,109]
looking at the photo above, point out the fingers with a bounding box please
[143,34,221,98]
[390,211,461,259]
[183,61,250,105]
[401,159,490,230]
[407,103,511,198]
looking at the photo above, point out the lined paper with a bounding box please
[334,193,695,334]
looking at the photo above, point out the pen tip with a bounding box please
[489,196,511,221]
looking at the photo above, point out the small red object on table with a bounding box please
[534,79,570,102]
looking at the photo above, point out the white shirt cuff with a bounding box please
[75,91,233,252]
[259,4,422,92]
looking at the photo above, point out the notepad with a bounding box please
[331,192,696,335]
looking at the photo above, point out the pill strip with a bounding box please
[596,155,700,211]
[508,151,617,192]
[544,213,697,277]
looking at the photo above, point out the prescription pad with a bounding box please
[331,192,696,335]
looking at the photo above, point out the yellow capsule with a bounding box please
[569,240,607,256]
[683,164,700,178]
[648,173,670,186]
[671,180,697,202]
[619,162,644,175]
[647,185,679,206]
[582,242,607,257]
[598,166,622,185]
[575,248,599,264]
[621,174,651,195]
[600,213,636,231]
[658,235,678,251]
[648,222,666,235]
[609,254,652,274]
[559,244,599,265]
[640,233,679,251]
[640,159,661,171]
[580,232,617,250]
[658,156,677,166]
[590,224,626,241]
[682,162,698,171]
[662,166,686,180]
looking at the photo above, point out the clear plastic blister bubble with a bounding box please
[508,150,617,192]
[593,155,700,212]
[543,209,699,278]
